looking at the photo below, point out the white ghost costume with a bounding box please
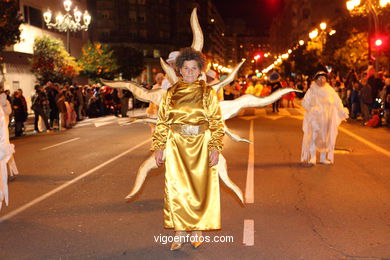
[301,82,349,164]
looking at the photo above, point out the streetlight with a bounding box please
[379,0,390,7]
[375,38,383,46]
[43,0,91,53]
[299,40,305,46]
[309,29,319,39]
[346,0,390,71]
[320,22,327,30]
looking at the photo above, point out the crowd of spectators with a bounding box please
[223,65,390,128]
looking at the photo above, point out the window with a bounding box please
[129,10,137,22]
[143,49,148,56]
[102,30,110,40]
[99,10,111,19]
[24,5,43,28]
[138,12,146,22]
[153,49,160,58]
[140,29,147,38]
[130,28,137,38]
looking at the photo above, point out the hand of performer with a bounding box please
[209,149,219,167]
[155,150,165,167]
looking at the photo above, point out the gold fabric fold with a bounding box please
[152,80,224,231]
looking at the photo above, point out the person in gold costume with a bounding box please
[152,47,224,250]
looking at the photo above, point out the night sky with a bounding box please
[213,0,284,35]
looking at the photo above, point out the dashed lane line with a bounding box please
[39,138,81,151]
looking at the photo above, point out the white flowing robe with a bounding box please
[0,106,17,210]
[301,82,349,163]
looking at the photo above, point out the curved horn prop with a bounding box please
[211,60,245,93]
[220,88,302,121]
[160,58,178,85]
[224,124,251,144]
[217,154,244,204]
[190,8,204,52]
[125,152,165,201]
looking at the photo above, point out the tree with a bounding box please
[0,0,23,81]
[289,45,323,76]
[30,35,79,85]
[0,0,22,51]
[333,32,369,73]
[112,46,145,80]
[78,42,119,82]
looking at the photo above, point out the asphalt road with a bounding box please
[0,107,389,260]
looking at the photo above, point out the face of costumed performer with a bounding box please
[315,72,328,87]
[180,60,201,83]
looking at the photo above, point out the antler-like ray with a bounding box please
[190,8,204,52]
[220,88,302,121]
[101,79,163,105]
[211,60,245,93]
[125,152,244,203]
[125,153,158,200]
[218,154,244,203]
[224,124,251,143]
[160,58,179,85]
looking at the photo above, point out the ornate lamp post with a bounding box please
[346,0,390,71]
[43,0,91,54]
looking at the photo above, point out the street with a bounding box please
[0,107,389,260]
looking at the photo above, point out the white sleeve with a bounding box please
[161,78,172,90]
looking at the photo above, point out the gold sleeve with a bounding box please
[151,91,170,151]
[207,88,225,152]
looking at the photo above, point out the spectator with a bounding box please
[269,72,282,112]
[31,85,51,132]
[17,88,28,131]
[350,81,360,119]
[46,82,59,129]
[55,88,67,130]
[11,90,27,137]
[383,78,390,127]
[359,77,373,124]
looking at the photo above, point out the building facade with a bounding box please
[87,0,227,84]
[225,19,271,76]
[269,0,346,54]
[1,0,89,104]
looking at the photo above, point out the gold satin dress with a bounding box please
[152,80,224,231]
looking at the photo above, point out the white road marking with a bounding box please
[339,126,390,158]
[243,219,255,246]
[40,138,81,151]
[94,121,116,128]
[245,120,255,204]
[0,139,151,223]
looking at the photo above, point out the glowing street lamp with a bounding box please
[379,0,390,7]
[309,29,319,39]
[43,0,91,53]
[375,38,383,46]
[320,22,327,30]
[346,0,389,71]
[346,0,361,10]
[329,30,336,36]
[299,40,305,46]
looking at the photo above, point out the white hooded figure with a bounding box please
[0,105,17,210]
[0,93,12,127]
[301,72,349,165]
